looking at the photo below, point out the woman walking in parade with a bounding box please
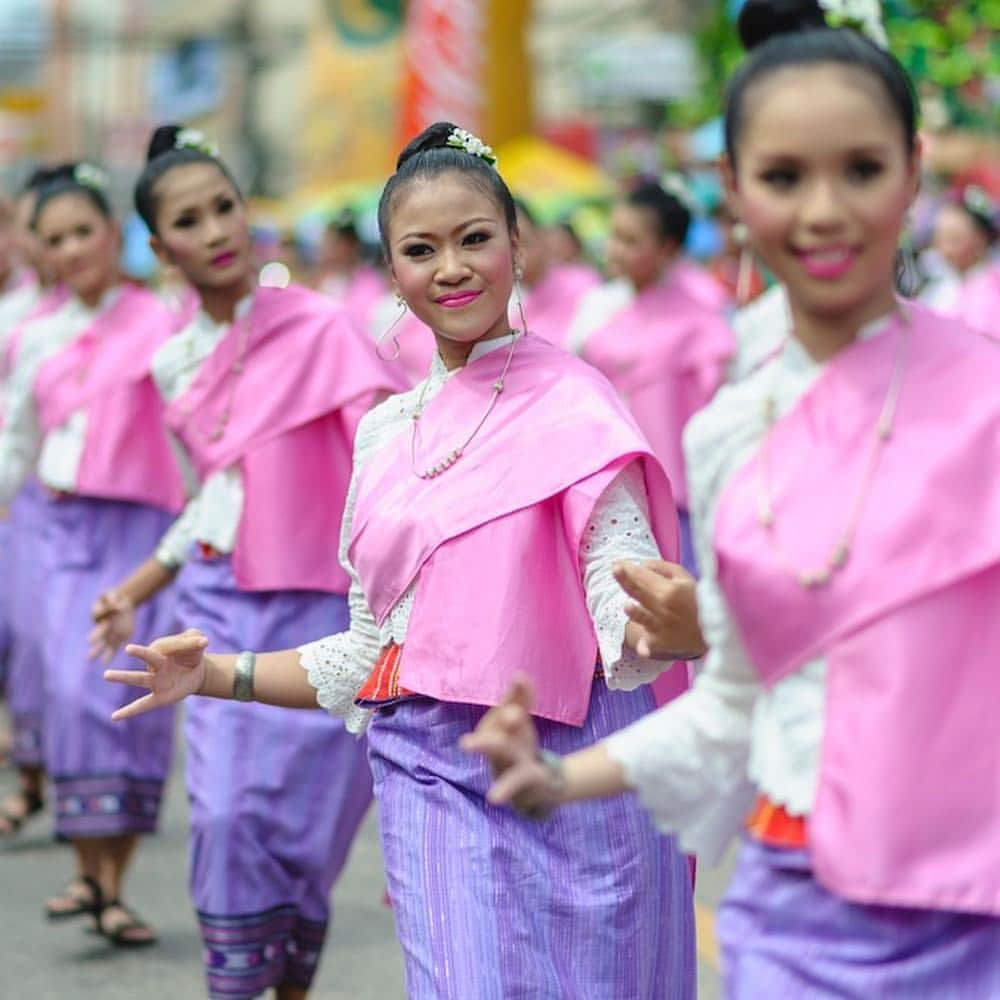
[106,121,700,999]
[0,162,186,943]
[466,3,1000,996]
[90,125,403,999]
[567,177,734,572]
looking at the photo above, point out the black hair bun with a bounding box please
[738,0,826,51]
[395,121,459,170]
[146,124,182,164]
[42,162,79,185]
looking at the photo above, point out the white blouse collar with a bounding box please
[428,331,520,381]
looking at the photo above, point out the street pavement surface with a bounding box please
[0,715,728,998]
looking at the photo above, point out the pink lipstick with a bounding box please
[436,290,482,308]
[796,245,857,281]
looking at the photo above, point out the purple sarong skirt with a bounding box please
[41,494,176,838]
[367,681,696,1000]
[718,836,1000,998]
[176,550,373,1000]
[0,516,10,686]
[6,480,49,767]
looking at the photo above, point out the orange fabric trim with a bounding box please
[355,643,418,707]
[745,794,808,849]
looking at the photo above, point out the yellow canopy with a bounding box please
[495,136,614,202]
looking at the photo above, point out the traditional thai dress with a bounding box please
[319,264,387,335]
[568,273,734,572]
[0,274,46,689]
[726,284,789,383]
[954,260,1000,337]
[0,284,185,836]
[0,284,70,767]
[605,305,1000,997]
[153,284,404,999]
[515,262,601,349]
[300,335,696,1000]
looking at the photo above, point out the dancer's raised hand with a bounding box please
[88,589,137,663]
[105,629,209,720]
[614,559,707,660]
[461,679,564,816]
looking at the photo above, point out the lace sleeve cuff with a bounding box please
[298,636,373,735]
[581,461,669,689]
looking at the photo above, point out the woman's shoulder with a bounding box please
[353,380,426,464]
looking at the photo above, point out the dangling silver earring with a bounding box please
[732,222,756,307]
[513,263,529,336]
[895,219,922,298]
[376,292,406,362]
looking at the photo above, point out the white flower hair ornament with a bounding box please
[175,128,219,158]
[817,0,890,50]
[445,128,498,168]
[962,185,997,225]
[73,163,110,192]
[660,172,698,215]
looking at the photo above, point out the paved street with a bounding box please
[1,717,728,998]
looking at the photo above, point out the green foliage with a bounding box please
[671,1,1000,129]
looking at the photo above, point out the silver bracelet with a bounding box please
[232,650,257,702]
[518,749,566,822]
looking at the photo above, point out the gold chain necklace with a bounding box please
[409,332,521,480]
[755,308,911,589]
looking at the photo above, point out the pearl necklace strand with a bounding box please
[181,315,250,443]
[755,308,911,589]
[410,332,521,480]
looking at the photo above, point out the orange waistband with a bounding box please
[196,541,225,560]
[745,795,809,849]
[355,643,416,709]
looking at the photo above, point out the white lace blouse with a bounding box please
[151,299,253,568]
[0,289,120,505]
[604,318,891,860]
[299,334,673,733]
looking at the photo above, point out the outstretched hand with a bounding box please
[614,559,707,660]
[461,679,562,814]
[105,629,209,721]
[88,589,137,663]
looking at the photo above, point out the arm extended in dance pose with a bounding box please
[106,556,706,722]
[106,630,327,719]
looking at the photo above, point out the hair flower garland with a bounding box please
[817,0,889,50]
[962,185,997,225]
[74,163,110,191]
[175,128,219,157]
[446,128,497,167]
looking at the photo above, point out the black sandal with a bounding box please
[96,899,158,948]
[0,788,44,838]
[45,875,103,921]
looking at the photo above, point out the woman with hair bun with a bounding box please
[0,161,186,943]
[107,120,700,998]
[921,185,998,319]
[567,178,735,572]
[467,2,1000,996]
[88,124,403,998]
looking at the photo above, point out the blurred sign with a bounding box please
[579,33,700,102]
[149,38,225,122]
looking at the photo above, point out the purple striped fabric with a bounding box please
[41,494,176,837]
[0,516,10,685]
[368,681,696,1000]
[177,551,373,999]
[718,836,1000,998]
[5,480,49,767]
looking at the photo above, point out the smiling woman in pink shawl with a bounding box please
[0,163,185,945]
[106,122,701,1000]
[568,179,734,571]
[467,4,1000,997]
[86,125,405,998]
